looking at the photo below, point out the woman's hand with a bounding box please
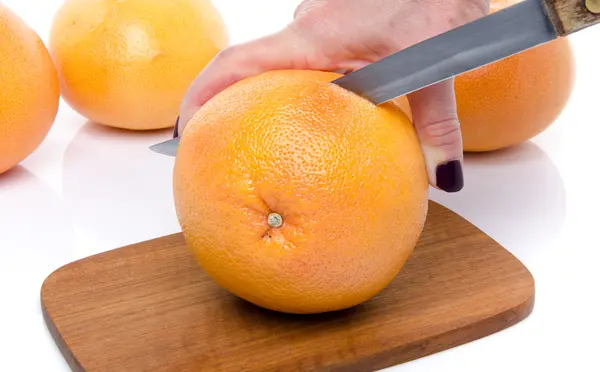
[176,0,490,192]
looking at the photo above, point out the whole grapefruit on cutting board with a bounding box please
[0,3,60,175]
[48,0,228,130]
[173,70,429,314]
[454,0,576,152]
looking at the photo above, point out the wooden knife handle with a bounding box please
[543,0,600,35]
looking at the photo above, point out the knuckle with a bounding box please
[419,118,463,152]
[294,0,324,18]
[210,45,252,78]
[214,45,241,62]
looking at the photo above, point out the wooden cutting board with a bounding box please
[41,201,535,372]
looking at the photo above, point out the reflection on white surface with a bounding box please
[62,123,181,255]
[430,142,565,268]
[0,166,73,371]
[383,141,568,372]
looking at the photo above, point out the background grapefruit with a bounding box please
[48,0,229,130]
[0,3,60,174]
[454,0,576,152]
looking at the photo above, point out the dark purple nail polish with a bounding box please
[436,160,464,192]
[173,116,180,138]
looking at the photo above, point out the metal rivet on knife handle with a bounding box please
[587,0,600,14]
[543,0,600,35]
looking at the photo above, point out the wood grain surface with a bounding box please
[41,201,535,372]
[544,0,600,35]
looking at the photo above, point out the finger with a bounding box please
[407,78,464,192]
[176,29,313,136]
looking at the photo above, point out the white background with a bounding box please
[1,0,599,371]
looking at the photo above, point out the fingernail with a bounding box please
[436,160,464,192]
[173,116,180,138]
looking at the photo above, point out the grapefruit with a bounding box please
[173,70,429,314]
[454,0,576,152]
[48,0,228,130]
[0,3,60,175]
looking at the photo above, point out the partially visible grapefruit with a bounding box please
[173,70,429,314]
[455,0,576,152]
[48,0,229,130]
[0,3,60,174]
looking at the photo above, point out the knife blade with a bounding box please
[150,0,600,157]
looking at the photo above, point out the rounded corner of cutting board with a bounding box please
[41,261,72,296]
[41,281,85,372]
[41,263,75,316]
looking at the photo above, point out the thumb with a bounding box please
[407,79,464,193]
[176,29,312,136]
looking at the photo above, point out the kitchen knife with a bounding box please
[150,0,600,157]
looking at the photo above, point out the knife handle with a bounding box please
[543,0,600,35]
